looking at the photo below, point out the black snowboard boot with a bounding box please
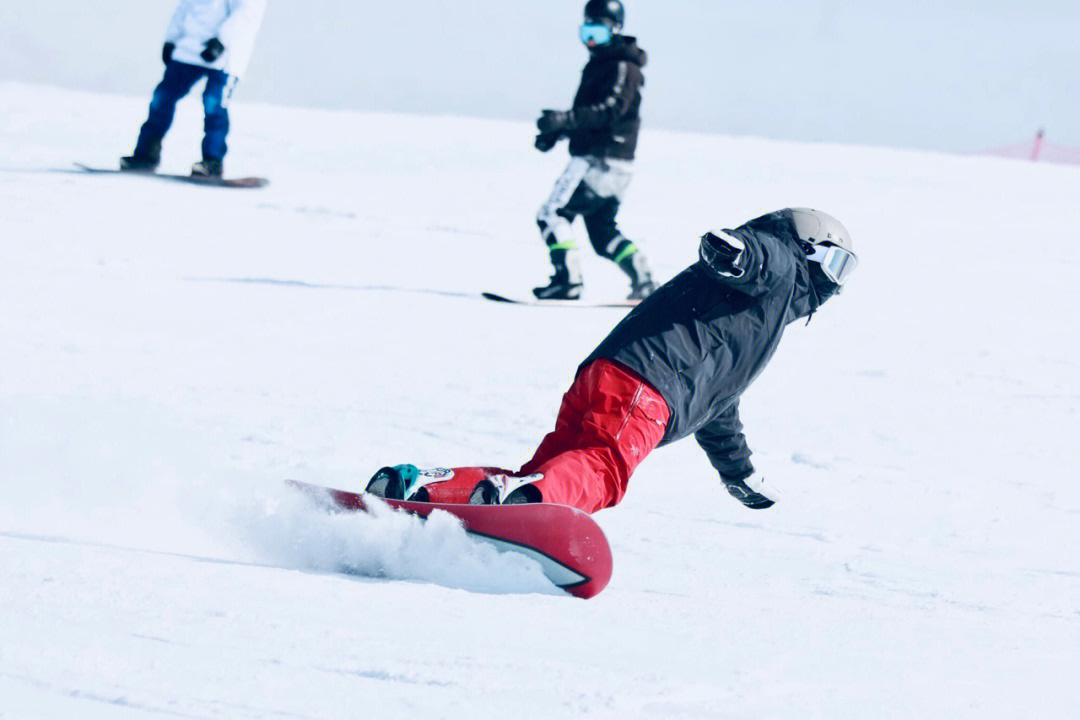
[533,248,583,300]
[533,274,583,300]
[617,249,656,301]
[120,141,161,172]
[191,157,223,178]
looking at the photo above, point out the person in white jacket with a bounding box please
[122,0,266,177]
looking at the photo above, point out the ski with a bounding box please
[73,163,268,188]
[482,291,639,308]
[287,479,612,599]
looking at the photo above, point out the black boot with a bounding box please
[533,247,584,300]
[191,157,223,178]
[617,249,656,300]
[533,273,583,300]
[120,141,161,172]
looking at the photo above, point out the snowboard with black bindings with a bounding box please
[482,291,639,308]
[286,479,613,599]
[73,163,268,188]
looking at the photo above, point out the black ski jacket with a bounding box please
[583,210,823,482]
[568,36,646,161]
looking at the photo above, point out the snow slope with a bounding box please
[2,82,1080,718]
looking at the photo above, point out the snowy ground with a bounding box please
[2,82,1079,719]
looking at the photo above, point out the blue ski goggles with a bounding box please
[580,23,613,46]
[806,243,858,285]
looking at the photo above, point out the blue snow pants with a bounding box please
[134,60,234,161]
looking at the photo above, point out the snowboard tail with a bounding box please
[74,163,268,188]
[287,480,612,599]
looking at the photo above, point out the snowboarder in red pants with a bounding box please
[367,209,858,514]
[369,359,669,512]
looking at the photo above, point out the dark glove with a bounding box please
[721,472,778,509]
[537,109,574,136]
[699,230,749,278]
[534,133,560,152]
[162,42,175,64]
[200,37,225,63]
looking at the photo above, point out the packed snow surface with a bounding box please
[2,82,1079,718]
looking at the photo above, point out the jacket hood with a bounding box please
[738,210,821,321]
[591,35,647,67]
[789,252,821,321]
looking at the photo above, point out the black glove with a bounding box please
[721,472,777,509]
[537,109,574,136]
[200,37,225,63]
[534,133,560,152]
[162,42,175,64]
[699,230,749,278]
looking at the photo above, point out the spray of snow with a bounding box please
[0,393,555,596]
[226,481,559,596]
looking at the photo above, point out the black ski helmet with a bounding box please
[584,0,625,30]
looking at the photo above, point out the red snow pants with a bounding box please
[425,359,670,514]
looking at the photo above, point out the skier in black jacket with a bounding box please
[532,0,657,301]
[368,209,859,514]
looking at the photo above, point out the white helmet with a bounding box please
[787,208,857,288]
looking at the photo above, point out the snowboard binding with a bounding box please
[366,464,430,502]
[468,474,543,505]
[365,465,459,503]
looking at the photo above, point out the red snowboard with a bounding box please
[287,480,613,599]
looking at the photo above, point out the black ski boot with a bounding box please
[533,248,583,300]
[617,249,656,301]
[120,141,161,172]
[192,157,223,178]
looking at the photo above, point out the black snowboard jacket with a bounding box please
[583,210,823,482]
[567,36,646,161]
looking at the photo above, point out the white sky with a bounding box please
[3,0,1078,151]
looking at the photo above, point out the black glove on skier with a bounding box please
[535,133,560,152]
[699,230,750,278]
[162,42,175,64]
[537,109,575,136]
[200,38,225,63]
[721,472,778,510]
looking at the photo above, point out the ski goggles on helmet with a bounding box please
[805,243,858,285]
[580,23,613,45]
